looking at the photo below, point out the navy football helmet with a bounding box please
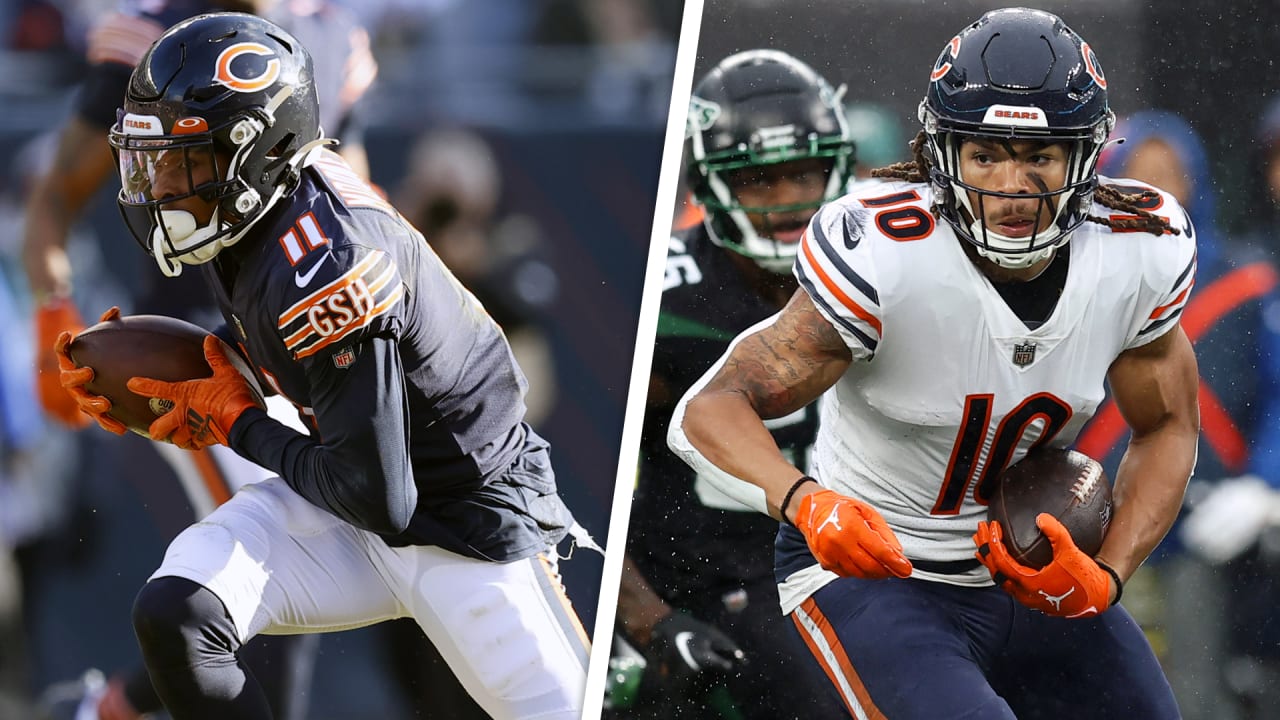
[685,50,855,274]
[108,12,328,276]
[919,8,1114,268]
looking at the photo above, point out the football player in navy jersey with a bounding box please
[21,2,376,719]
[671,8,1198,719]
[52,12,590,720]
[617,50,851,719]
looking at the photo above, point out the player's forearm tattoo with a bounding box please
[706,291,849,419]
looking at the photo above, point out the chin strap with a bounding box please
[149,137,338,276]
[975,241,1061,270]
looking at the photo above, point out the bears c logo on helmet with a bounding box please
[1081,42,1107,90]
[214,42,280,93]
[930,36,962,81]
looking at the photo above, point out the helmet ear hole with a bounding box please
[228,120,258,146]
[234,191,259,215]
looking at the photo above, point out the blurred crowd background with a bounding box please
[0,0,681,718]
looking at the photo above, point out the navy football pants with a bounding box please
[790,575,1179,719]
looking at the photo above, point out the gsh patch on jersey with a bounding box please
[279,250,402,359]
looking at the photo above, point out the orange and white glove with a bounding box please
[53,307,126,435]
[36,297,89,428]
[974,514,1116,618]
[794,488,914,579]
[126,335,262,450]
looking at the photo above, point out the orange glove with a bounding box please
[35,297,89,427]
[126,335,263,450]
[53,307,127,435]
[974,514,1115,618]
[794,488,914,579]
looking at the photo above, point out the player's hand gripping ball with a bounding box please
[58,311,264,445]
[985,447,1112,568]
[975,448,1116,617]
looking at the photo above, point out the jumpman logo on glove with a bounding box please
[816,505,844,534]
[794,488,913,579]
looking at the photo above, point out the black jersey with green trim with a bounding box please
[629,225,818,599]
[208,150,569,562]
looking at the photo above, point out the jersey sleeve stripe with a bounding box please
[292,286,404,359]
[808,220,880,304]
[1137,307,1184,337]
[799,236,883,336]
[313,152,394,210]
[1148,252,1197,321]
[1148,279,1195,320]
[796,265,878,353]
[280,262,398,349]
[279,251,382,324]
[1169,252,1197,296]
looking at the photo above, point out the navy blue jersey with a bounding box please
[213,150,571,561]
[629,224,816,600]
[78,0,373,138]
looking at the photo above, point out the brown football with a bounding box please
[986,447,1113,569]
[67,314,263,437]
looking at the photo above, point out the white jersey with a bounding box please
[786,177,1195,593]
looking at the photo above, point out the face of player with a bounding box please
[146,145,224,226]
[958,139,1069,239]
[724,157,831,244]
[1123,138,1189,206]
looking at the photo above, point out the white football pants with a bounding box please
[149,476,589,720]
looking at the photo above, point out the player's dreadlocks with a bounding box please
[872,131,1179,236]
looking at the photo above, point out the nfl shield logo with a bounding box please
[332,346,356,369]
[1012,342,1037,367]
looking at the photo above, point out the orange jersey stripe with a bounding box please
[800,234,883,336]
[1148,279,1195,320]
[279,252,383,325]
[293,286,403,358]
[1181,262,1278,341]
[281,259,395,347]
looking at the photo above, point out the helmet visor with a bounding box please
[115,137,226,209]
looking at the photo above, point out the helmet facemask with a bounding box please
[922,104,1113,269]
[694,143,853,274]
[111,88,328,277]
[113,114,270,276]
[684,50,856,275]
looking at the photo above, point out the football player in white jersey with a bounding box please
[669,7,1197,719]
